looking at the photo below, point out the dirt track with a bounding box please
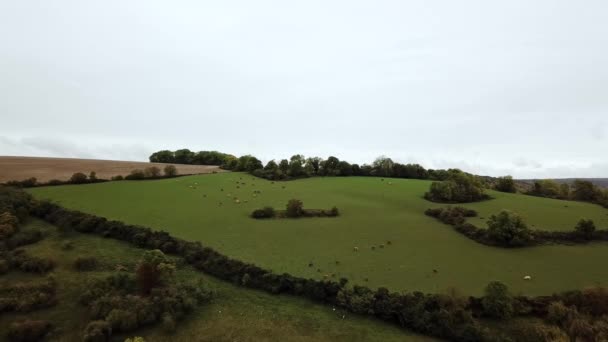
[0,156,224,183]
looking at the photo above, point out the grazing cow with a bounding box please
[524,275,532,280]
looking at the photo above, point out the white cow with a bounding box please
[523,275,532,280]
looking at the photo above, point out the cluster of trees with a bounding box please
[4,172,108,189]
[426,206,608,247]
[494,176,517,193]
[7,319,53,342]
[79,250,212,341]
[149,149,236,167]
[424,171,489,203]
[527,179,608,207]
[251,199,339,219]
[123,165,178,180]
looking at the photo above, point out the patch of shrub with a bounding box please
[495,175,517,193]
[481,281,514,319]
[83,320,112,342]
[7,319,52,342]
[144,166,161,178]
[251,206,275,219]
[486,210,533,247]
[0,276,57,314]
[8,250,55,273]
[6,229,44,249]
[286,199,304,218]
[5,178,37,188]
[575,219,596,240]
[424,171,489,203]
[111,175,124,181]
[163,165,177,177]
[70,172,89,184]
[125,169,146,180]
[74,256,99,271]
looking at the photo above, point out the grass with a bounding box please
[0,219,434,342]
[29,173,608,296]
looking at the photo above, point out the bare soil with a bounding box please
[0,156,224,183]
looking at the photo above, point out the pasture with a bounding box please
[29,173,608,296]
[0,219,432,342]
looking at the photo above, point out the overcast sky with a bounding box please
[1,1,607,178]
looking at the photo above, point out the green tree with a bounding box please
[372,156,394,177]
[70,172,88,184]
[143,166,161,178]
[481,281,513,319]
[286,199,304,218]
[149,150,174,163]
[173,149,194,164]
[495,176,516,193]
[572,180,600,202]
[278,159,290,174]
[425,171,487,203]
[89,171,97,181]
[305,157,322,175]
[288,154,305,177]
[136,250,175,295]
[486,210,532,246]
[575,219,596,239]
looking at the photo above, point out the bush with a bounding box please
[546,301,576,326]
[7,319,52,342]
[424,171,488,203]
[575,219,596,240]
[61,240,74,250]
[495,176,516,193]
[89,171,97,181]
[144,166,161,178]
[83,320,112,342]
[286,199,304,218]
[481,281,513,319]
[74,256,99,271]
[70,172,89,184]
[486,210,532,247]
[111,175,124,181]
[163,165,177,177]
[251,206,275,219]
[125,169,145,180]
[329,206,339,216]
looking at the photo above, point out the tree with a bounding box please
[575,219,596,239]
[481,281,513,319]
[286,199,304,218]
[372,156,394,177]
[288,154,305,177]
[495,176,516,193]
[149,150,174,163]
[322,156,340,176]
[70,172,88,184]
[143,166,161,178]
[486,210,532,246]
[125,169,145,180]
[572,180,600,202]
[163,165,177,177]
[235,155,262,172]
[136,249,175,295]
[278,159,290,174]
[530,180,562,198]
[305,157,322,175]
[425,171,487,203]
[173,149,194,164]
[337,161,353,176]
[89,171,97,181]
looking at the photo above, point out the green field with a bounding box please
[29,173,608,296]
[0,219,433,342]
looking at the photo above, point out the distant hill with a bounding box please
[518,178,608,188]
[0,156,224,183]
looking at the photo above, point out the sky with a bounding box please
[1,1,607,178]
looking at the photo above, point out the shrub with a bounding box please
[111,175,124,181]
[89,171,97,181]
[83,320,112,342]
[144,166,161,178]
[495,175,516,193]
[486,210,532,247]
[107,308,138,332]
[74,256,99,271]
[161,312,176,333]
[251,206,275,219]
[136,249,175,295]
[481,281,513,319]
[546,301,576,326]
[7,319,52,342]
[47,179,63,186]
[329,206,339,216]
[575,219,596,240]
[163,165,177,177]
[61,240,74,250]
[70,172,89,184]
[424,171,488,203]
[286,199,304,218]
[125,169,145,180]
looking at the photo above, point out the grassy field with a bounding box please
[0,219,433,342]
[29,173,608,296]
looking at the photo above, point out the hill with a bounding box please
[0,156,223,183]
[29,172,608,296]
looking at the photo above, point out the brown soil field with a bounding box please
[0,156,224,183]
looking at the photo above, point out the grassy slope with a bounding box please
[0,219,433,342]
[29,173,608,296]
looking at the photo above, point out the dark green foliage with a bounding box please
[425,171,488,203]
[143,166,161,178]
[7,249,55,273]
[495,176,516,193]
[7,319,52,342]
[89,171,97,181]
[74,256,99,271]
[125,169,145,180]
[110,175,124,181]
[286,199,304,218]
[486,210,533,247]
[70,172,89,184]
[575,219,596,239]
[5,177,37,188]
[482,281,513,319]
[251,206,275,219]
